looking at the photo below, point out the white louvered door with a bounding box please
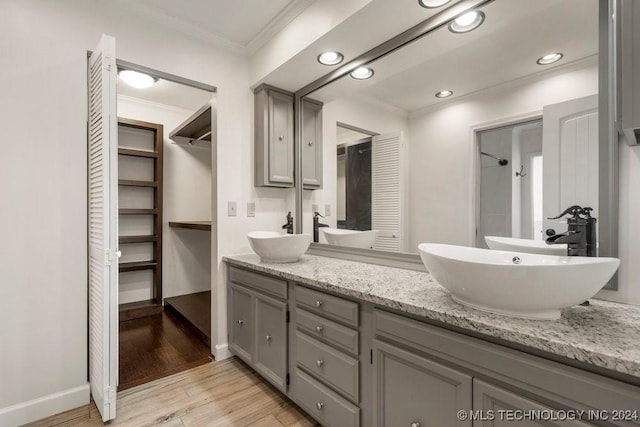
[88,34,118,422]
[372,132,404,251]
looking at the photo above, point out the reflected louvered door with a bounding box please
[88,34,118,422]
[372,132,403,251]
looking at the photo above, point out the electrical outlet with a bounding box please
[325,204,331,216]
[312,204,319,214]
[247,202,255,217]
[228,201,237,216]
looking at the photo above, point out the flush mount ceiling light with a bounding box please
[536,53,564,65]
[118,70,157,89]
[350,66,374,80]
[435,90,453,98]
[317,51,344,66]
[418,0,453,8]
[448,10,485,33]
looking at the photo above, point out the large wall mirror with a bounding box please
[295,0,617,279]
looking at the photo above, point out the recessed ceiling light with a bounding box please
[317,51,344,66]
[435,90,453,98]
[350,67,374,80]
[418,0,453,8]
[448,10,485,33]
[536,53,564,65]
[118,70,157,89]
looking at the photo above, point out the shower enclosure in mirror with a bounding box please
[296,0,614,266]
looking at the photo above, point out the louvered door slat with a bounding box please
[372,132,403,251]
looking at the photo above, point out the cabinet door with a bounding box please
[373,339,472,427]
[254,293,288,391]
[268,90,294,185]
[473,379,591,427]
[302,98,323,188]
[229,285,254,363]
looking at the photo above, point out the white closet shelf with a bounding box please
[169,101,212,145]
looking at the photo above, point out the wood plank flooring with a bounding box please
[26,358,318,427]
[164,292,211,346]
[118,310,212,391]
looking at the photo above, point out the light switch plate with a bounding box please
[247,202,255,217]
[228,201,237,216]
[312,204,319,214]
[325,204,331,216]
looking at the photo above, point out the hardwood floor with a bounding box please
[164,291,211,346]
[118,309,212,391]
[26,358,318,427]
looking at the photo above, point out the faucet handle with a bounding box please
[548,205,582,220]
[580,207,594,218]
[314,211,325,218]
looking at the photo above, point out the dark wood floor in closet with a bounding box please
[164,291,211,346]
[118,309,212,391]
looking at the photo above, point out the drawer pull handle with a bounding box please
[265,335,272,341]
[315,325,324,333]
[315,300,324,307]
[308,140,314,146]
[316,359,324,367]
[237,319,244,326]
[411,423,420,427]
[278,135,284,141]
[316,402,324,410]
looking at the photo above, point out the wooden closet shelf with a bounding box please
[169,221,212,231]
[118,148,158,158]
[120,208,158,215]
[120,235,158,244]
[119,261,157,272]
[119,300,162,322]
[119,180,158,187]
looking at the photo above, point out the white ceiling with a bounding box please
[117,77,213,112]
[112,0,314,54]
[308,0,599,112]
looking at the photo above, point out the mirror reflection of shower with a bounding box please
[477,119,543,248]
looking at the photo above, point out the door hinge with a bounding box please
[370,348,373,365]
[104,386,116,405]
[286,311,290,323]
[286,373,290,385]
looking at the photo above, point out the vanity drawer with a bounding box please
[229,266,287,299]
[295,330,359,401]
[296,308,359,355]
[296,286,358,327]
[295,368,360,427]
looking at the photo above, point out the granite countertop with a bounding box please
[223,253,640,379]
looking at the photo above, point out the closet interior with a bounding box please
[116,70,215,390]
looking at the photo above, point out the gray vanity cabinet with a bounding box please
[372,338,472,427]
[472,379,592,427]
[254,84,294,188]
[301,98,323,189]
[227,267,288,392]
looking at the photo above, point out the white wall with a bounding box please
[304,94,409,239]
[407,61,598,251]
[0,0,291,423]
[118,95,212,300]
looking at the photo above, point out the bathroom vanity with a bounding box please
[225,254,640,427]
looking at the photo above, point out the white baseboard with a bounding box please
[0,383,90,426]
[213,342,232,361]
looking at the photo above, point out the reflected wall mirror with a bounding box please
[293,0,618,286]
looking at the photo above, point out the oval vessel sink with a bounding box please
[418,243,620,320]
[321,228,380,249]
[485,236,568,255]
[247,231,311,263]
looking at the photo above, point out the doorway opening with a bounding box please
[115,63,216,390]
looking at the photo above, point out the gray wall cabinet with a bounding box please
[254,85,294,187]
[226,263,640,427]
[301,98,323,189]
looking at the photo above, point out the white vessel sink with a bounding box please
[247,231,311,263]
[485,236,567,256]
[321,228,380,249]
[418,243,620,320]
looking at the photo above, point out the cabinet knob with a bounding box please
[316,359,324,367]
[316,402,324,410]
[278,135,284,141]
[308,140,314,146]
[315,325,324,333]
[265,335,272,341]
[237,319,244,326]
[410,423,420,427]
[315,300,323,307]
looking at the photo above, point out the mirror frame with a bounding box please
[293,0,619,288]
